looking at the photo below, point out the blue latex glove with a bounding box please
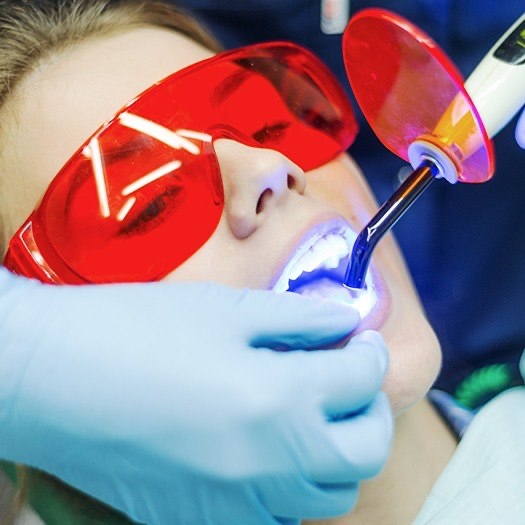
[516,108,525,149]
[0,268,392,525]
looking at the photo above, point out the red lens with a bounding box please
[343,9,494,183]
[37,133,222,283]
[6,43,357,283]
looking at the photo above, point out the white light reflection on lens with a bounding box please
[84,138,110,218]
[119,112,201,154]
[116,197,137,222]
[122,161,181,196]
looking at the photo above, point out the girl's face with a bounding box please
[0,26,441,414]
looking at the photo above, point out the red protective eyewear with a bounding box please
[4,43,357,284]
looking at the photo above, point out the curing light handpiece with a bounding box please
[344,160,439,289]
[343,11,525,290]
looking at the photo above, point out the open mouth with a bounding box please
[273,226,378,320]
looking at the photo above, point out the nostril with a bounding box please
[256,188,273,214]
[287,174,296,190]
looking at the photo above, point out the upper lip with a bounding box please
[271,215,358,293]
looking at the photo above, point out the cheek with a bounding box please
[305,155,378,229]
[163,218,270,289]
[381,302,442,415]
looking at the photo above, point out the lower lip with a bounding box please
[293,264,391,333]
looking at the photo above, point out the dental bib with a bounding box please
[414,384,525,523]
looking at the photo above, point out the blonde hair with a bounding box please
[0,1,220,522]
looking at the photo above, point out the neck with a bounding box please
[304,398,457,525]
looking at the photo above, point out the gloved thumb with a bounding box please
[231,288,360,349]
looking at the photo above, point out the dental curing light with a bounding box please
[342,9,525,290]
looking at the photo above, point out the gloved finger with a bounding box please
[258,473,359,520]
[312,392,393,483]
[516,107,525,149]
[275,519,300,525]
[284,330,388,415]
[235,289,360,349]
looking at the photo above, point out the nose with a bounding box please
[214,139,307,239]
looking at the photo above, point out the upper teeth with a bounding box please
[273,230,355,293]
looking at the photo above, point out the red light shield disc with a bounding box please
[343,8,494,182]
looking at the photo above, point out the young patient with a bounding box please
[0,1,523,524]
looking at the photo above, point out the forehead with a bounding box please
[0,26,213,230]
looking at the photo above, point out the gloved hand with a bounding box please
[0,268,392,525]
[516,107,525,149]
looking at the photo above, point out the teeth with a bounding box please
[288,262,305,281]
[324,254,341,269]
[274,230,354,293]
[328,235,349,258]
[296,241,328,273]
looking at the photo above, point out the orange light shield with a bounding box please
[343,8,494,183]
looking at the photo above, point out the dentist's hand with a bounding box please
[516,108,525,149]
[0,269,392,525]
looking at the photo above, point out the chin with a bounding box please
[382,316,442,415]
